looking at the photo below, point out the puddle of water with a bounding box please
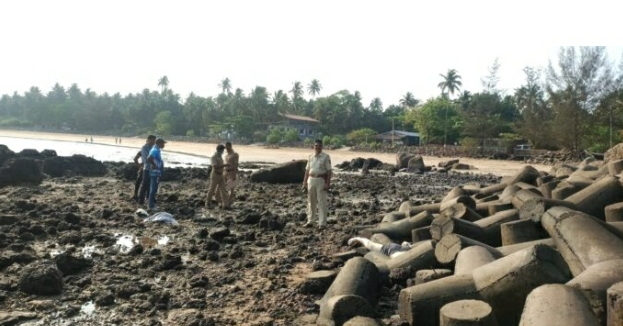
[80,301,96,315]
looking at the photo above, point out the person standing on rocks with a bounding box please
[223,141,239,205]
[147,138,166,210]
[302,139,332,229]
[134,135,156,204]
[206,144,229,209]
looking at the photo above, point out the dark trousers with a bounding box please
[133,169,143,198]
[137,169,151,204]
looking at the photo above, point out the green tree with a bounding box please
[307,79,322,98]
[405,97,459,145]
[218,78,232,95]
[438,69,462,145]
[514,67,553,148]
[369,97,383,111]
[399,92,419,108]
[347,128,377,144]
[546,46,615,151]
[158,76,169,92]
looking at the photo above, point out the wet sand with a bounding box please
[0,129,551,176]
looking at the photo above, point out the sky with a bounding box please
[1,0,622,108]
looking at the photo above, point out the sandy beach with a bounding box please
[0,129,552,176]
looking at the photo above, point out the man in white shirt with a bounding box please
[302,139,332,229]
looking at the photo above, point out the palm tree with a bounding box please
[370,97,383,111]
[307,79,322,98]
[458,91,472,110]
[438,69,462,146]
[218,78,232,95]
[438,69,462,98]
[290,81,304,112]
[158,76,169,92]
[400,92,419,108]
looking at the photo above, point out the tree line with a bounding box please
[1,46,622,152]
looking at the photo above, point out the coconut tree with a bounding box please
[307,79,322,98]
[438,69,462,146]
[158,76,169,92]
[290,81,304,112]
[218,78,232,95]
[400,92,419,108]
[370,97,383,112]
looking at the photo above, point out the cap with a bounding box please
[156,138,167,144]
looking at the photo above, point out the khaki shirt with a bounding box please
[210,152,224,174]
[225,151,239,172]
[306,152,332,176]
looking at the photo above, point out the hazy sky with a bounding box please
[1,0,621,107]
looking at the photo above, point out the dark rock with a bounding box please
[96,292,115,306]
[250,160,306,184]
[117,282,141,299]
[396,152,415,169]
[102,209,114,219]
[158,254,182,271]
[189,275,209,288]
[237,212,261,224]
[64,213,81,224]
[41,149,57,157]
[19,232,35,241]
[407,156,425,173]
[0,144,16,167]
[203,240,220,251]
[54,252,92,275]
[0,158,44,187]
[0,215,19,226]
[438,159,460,169]
[209,227,230,241]
[42,155,107,177]
[18,149,40,157]
[19,260,64,295]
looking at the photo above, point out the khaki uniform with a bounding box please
[206,151,228,208]
[306,152,332,225]
[224,151,239,203]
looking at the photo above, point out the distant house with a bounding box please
[376,130,420,146]
[269,113,320,139]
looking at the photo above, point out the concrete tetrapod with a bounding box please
[495,238,555,256]
[503,165,540,186]
[430,215,485,243]
[472,244,572,325]
[541,206,623,276]
[439,300,498,326]
[440,202,483,222]
[564,175,623,220]
[342,316,382,326]
[439,196,476,213]
[411,226,432,243]
[500,218,549,246]
[414,269,453,285]
[518,284,599,326]
[454,245,499,276]
[361,211,434,242]
[385,240,438,272]
[605,202,623,222]
[399,273,480,326]
[607,281,623,326]
[472,209,520,246]
[434,234,501,265]
[317,257,379,326]
[566,259,623,325]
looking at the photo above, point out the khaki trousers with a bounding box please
[207,173,228,208]
[307,177,328,225]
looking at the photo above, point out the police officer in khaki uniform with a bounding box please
[302,139,332,229]
[206,144,229,209]
[223,141,239,204]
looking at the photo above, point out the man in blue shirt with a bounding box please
[134,135,156,204]
[147,138,166,210]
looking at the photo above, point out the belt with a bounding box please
[310,173,327,178]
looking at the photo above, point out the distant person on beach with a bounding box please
[222,142,239,204]
[348,237,411,258]
[302,139,332,229]
[146,138,166,210]
[90,136,93,143]
[134,135,156,203]
[206,144,229,209]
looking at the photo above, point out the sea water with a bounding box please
[0,136,208,168]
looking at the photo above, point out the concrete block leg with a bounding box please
[519,284,599,326]
[440,300,498,326]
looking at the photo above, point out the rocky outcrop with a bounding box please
[0,157,44,187]
[250,160,307,184]
[42,155,107,177]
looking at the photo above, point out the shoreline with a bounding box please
[0,129,552,176]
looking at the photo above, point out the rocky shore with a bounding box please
[0,144,500,326]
